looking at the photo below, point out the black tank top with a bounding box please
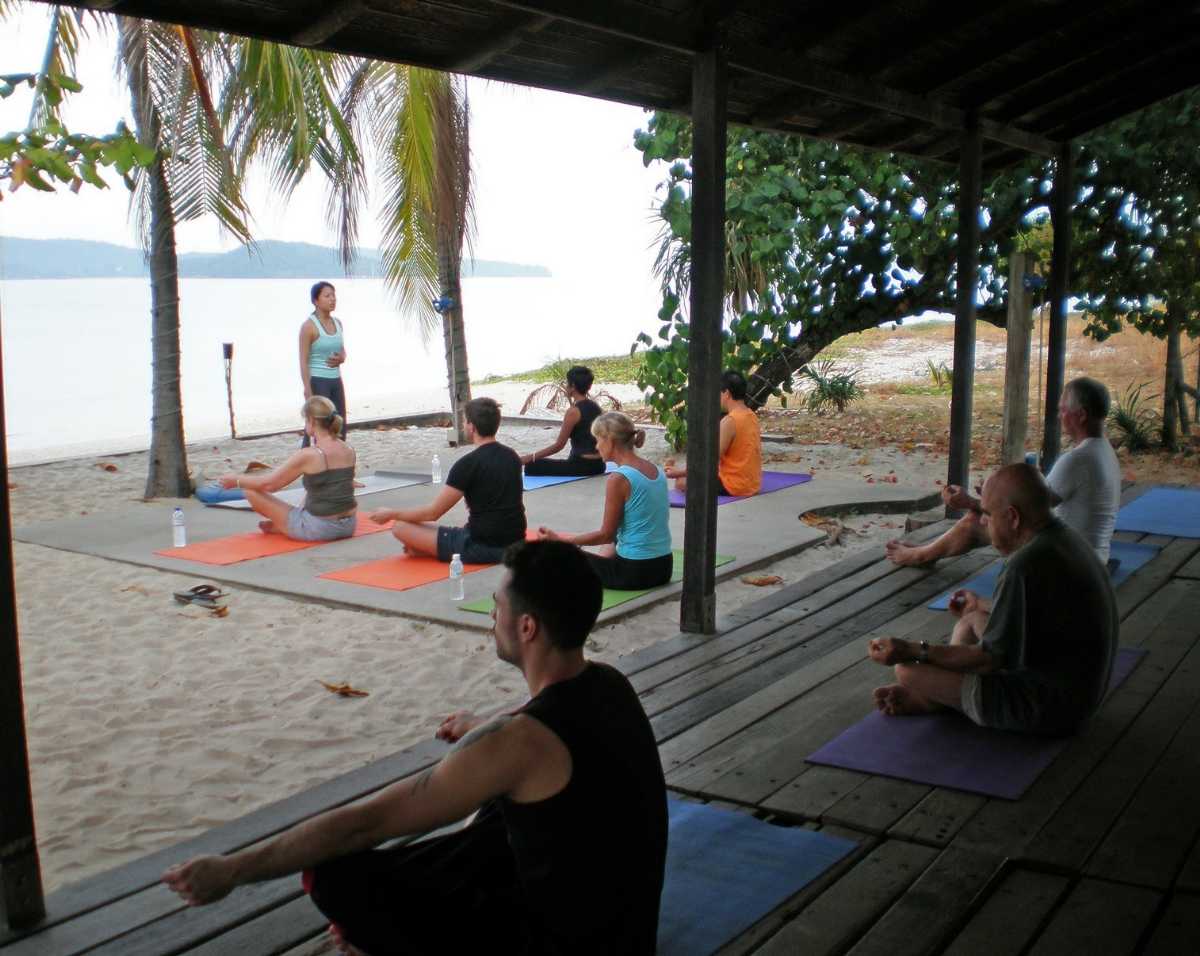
[568,398,602,458]
[502,663,667,954]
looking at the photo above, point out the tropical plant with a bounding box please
[801,360,863,414]
[926,359,952,389]
[519,383,623,415]
[1107,382,1159,452]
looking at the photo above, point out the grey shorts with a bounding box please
[960,674,986,726]
[287,508,356,542]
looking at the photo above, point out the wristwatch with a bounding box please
[916,640,930,664]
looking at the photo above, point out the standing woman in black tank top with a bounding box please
[216,396,358,541]
[522,365,607,477]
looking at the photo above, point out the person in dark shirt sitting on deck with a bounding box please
[163,540,669,956]
[367,396,526,564]
[866,462,1118,735]
[520,364,606,478]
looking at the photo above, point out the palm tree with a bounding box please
[224,56,476,442]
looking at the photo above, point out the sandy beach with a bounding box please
[10,408,964,893]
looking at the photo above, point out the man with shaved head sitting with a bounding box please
[868,463,1119,735]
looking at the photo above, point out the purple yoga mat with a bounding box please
[668,470,813,508]
[805,647,1147,800]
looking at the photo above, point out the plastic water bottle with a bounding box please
[449,553,465,600]
[171,507,187,548]
[431,453,442,484]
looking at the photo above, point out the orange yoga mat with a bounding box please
[156,514,392,566]
[322,529,540,592]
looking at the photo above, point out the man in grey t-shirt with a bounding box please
[886,376,1120,566]
[868,463,1118,734]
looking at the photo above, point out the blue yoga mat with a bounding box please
[805,648,1146,800]
[1115,486,1200,537]
[658,797,857,955]
[522,461,616,491]
[927,540,1162,610]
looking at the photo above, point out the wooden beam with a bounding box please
[680,40,727,635]
[1001,252,1034,464]
[747,87,826,128]
[1040,140,1073,472]
[290,0,367,48]
[947,113,982,497]
[0,326,45,930]
[446,13,554,74]
[486,0,1059,156]
[1055,67,1200,140]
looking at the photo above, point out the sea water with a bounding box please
[0,273,661,464]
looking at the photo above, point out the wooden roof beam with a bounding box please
[1050,58,1200,140]
[446,12,554,73]
[487,0,1058,155]
[291,0,367,47]
[748,87,828,128]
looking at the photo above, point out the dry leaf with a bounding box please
[120,584,150,595]
[318,680,369,698]
[741,574,783,587]
[245,460,271,472]
[211,605,230,618]
[97,462,118,472]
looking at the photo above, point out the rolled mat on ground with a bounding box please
[1114,486,1200,537]
[804,647,1147,800]
[459,550,735,614]
[155,514,392,566]
[657,797,857,955]
[926,540,1161,610]
[668,470,812,508]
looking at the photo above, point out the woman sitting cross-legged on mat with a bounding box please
[538,411,673,590]
[520,364,606,477]
[217,396,357,541]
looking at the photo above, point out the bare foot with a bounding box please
[873,683,939,716]
[885,539,934,567]
[329,923,366,956]
[258,520,276,535]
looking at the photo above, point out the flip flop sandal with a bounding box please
[173,584,227,607]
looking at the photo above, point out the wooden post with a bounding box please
[680,41,726,635]
[946,112,982,505]
[1041,139,1073,471]
[0,322,46,930]
[1000,252,1033,464]
[223,342,237,439]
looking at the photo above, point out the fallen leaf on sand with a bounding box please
[318,680,369,698]
[97,462,118,472]
[245,460,271,472]
[741,575,783,587]
[211,605,230,618]
[120,584,151,595]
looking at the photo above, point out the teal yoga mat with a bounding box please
[658,797,857,955]
[1114,486,1200,537]
[523,461,617,491]
[927,540,1161,610]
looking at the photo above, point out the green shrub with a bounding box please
[802,360,864,414]
[1108,381,1159,451]
[926,359,952,389]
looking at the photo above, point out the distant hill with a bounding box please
[0,237,551,280]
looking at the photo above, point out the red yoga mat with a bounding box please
[156,514,392,566]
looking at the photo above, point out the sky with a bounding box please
[0,6,669,284]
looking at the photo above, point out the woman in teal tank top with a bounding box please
[537,412,672,590]
[217,396,358,541]
[299,281,347,444]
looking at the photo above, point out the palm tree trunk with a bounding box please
[439,238,471,444]
[128,57,190,497]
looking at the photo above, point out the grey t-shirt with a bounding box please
[978,518,1119,733]
[1045,437,1121,563]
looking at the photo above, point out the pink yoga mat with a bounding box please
[805,647,1146,800]
[669,471,812,507]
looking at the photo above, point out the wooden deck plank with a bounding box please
[183,895,325,956]
[1024,877,1160,956]
[0,740,445,949]
[821,776,930,836]
[753,840,939,956]
[1115,537,1200,618]
[941,868,1070,956]
[1176,833,1200,893]
[761,767,868,822]
[1141,890,1200,956]
[841,846,1002,956]
[1083,677,1200,889]
[953,580,1200,861]
[649,551,996,747]
[887,789,987,848]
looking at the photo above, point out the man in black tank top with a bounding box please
[162,541,668,955]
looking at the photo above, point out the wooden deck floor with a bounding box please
[4,484,1199,955]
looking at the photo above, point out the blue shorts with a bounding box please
[287,508,356,542]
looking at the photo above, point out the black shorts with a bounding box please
[524,455,606,478]
[436,526,515,565]
[585,551,674,590]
